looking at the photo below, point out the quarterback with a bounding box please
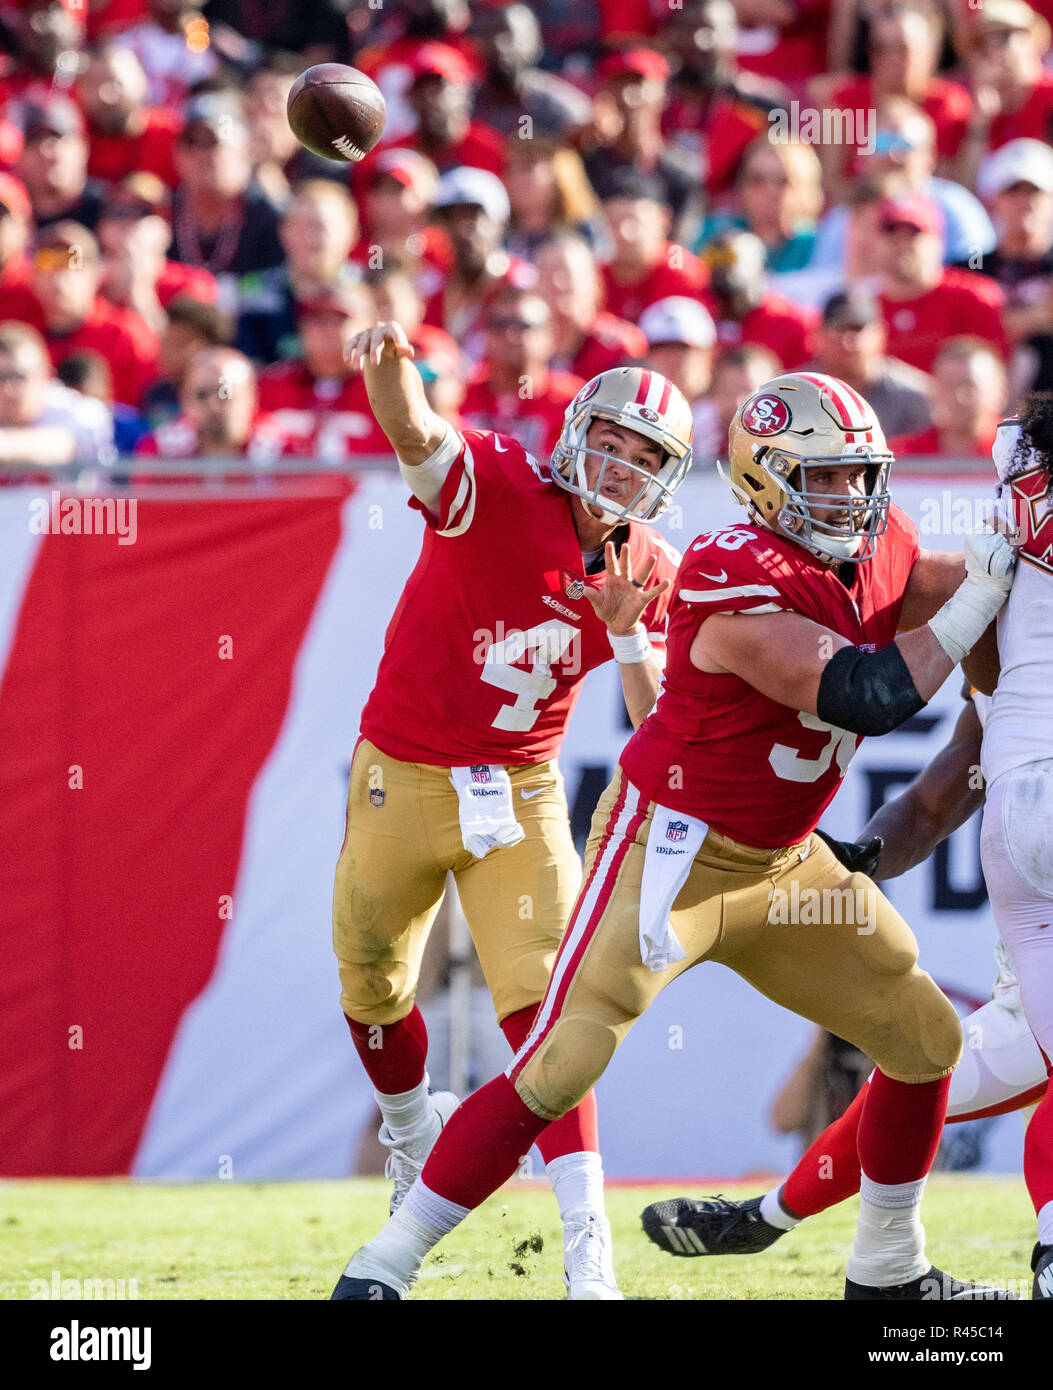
[333,318,690,1298]
[332,371,1018,1301]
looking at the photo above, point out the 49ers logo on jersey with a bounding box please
[742,395,791,436]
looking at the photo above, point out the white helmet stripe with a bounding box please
[644,371,666,412]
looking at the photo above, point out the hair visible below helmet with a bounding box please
[550,367,693,523]
[723,372,893,563]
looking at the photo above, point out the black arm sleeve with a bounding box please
[816,643,926,737]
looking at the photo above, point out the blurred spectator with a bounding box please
[659,0,788,196]
[351,0,478,146]
[0,0,84,106]
[136,346,278,460]
[142,295,231,423]
[503,136,601,262]
[806,289,933,439]
[85,2,151,44]
[78,42,181,189]
[96,175,217,334]
[808,101,996,278]
[26,221,161,408]
[890,337,1007,457]
[236,179,359,365]
[169,92,285,294]
[387,42,502,176]
[639,295,717,438]
[113,1,220,107]
[704,229,818,368]
[698,139,822,272]
[365,260,460,366]
[461,287,583,458]
[821,3,972,193]
[584,49,702,239]
[424,166,534,360]
[201,0,349,58]
[56,349,148,455]
[243,51,309,204]
[17,98,105,232]
[355,149,446,300]
[599,169,711,323]
[414,331,466,427]
[691,341,783,459]
[956,0,1053,188]
[535,232,647,379]
[0,321,114,467]
[875,193,1009,373]
[731,0,833,92]
[468,3,592,140]
[976,138,1053,392]
[0,171,32,293]
[256,283,395,461]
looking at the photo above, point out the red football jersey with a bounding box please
[567,312,648,381]
[619,507,920,848]
[715,293,818,370]
[256,362,392,460]
[601,249,713,324]
[879,270,1009,373]
[361,429,682,766]
[461,369,583,458]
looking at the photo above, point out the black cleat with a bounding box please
[1032,1243,1053,1300]
[641,1195,786,1257]
[330,1273,402,1301]
[845,1266,1018,1301]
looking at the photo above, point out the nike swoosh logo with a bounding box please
[700,569,728,583]
[521,786,549,801]
[494,438,508,452]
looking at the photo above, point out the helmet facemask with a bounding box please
[551,401,693,524]
[749,446,893,563]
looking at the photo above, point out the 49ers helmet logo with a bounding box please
[742,395,791,436]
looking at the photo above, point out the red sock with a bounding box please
[1024,1091,1053,1218]
[345,1006,428,1095]
[857,1070,950,1184]
[781,1084,867,1218]
[421,1073,549,1209]
[500,1005,600,1161]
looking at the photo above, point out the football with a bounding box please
[286,63,387,163]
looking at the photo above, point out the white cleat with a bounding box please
[563,1212,623,1300]
[378,1091,459,1215]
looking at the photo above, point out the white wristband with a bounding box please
[608,627,652,664]
[927,577,1006,665]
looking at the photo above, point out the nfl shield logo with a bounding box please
[666,820,688,843]
[369,787,385,807]
[562,569,586,600]
[470,765,491,783]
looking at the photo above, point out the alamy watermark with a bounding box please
[769,101,875,155]
[28,492,137,546]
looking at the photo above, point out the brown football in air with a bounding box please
[287,64,387,162]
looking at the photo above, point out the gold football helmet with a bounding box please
[724,372,893,563]
[551,367,693,523]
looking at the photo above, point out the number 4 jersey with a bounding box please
[619,507,920,848]
[360,429,682,766]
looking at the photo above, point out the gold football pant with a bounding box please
[333,737,582,1024]
[509,771,963,1121]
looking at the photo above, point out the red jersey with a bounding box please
[134,412,285,462]
[461,368,583,458]
[989,70,1053,151]
[620,507,920,847]
[564,312,647,380]
[256,362,392,461]
[601,249,712,323]
[387,124,503,176]
[879,270,1009,373]
[361,429,681,766]
[890,425,997,457]
[85,108,181,187]
[36,296,160,408]
[715,292,818,369]
[831,75,971,164]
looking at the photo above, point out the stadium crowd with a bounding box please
[0,0,1052,468]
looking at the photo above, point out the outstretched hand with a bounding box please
[345,320,416,374]
[583,542,670,636]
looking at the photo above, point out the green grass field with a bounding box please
[0,1175,1038,1301]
